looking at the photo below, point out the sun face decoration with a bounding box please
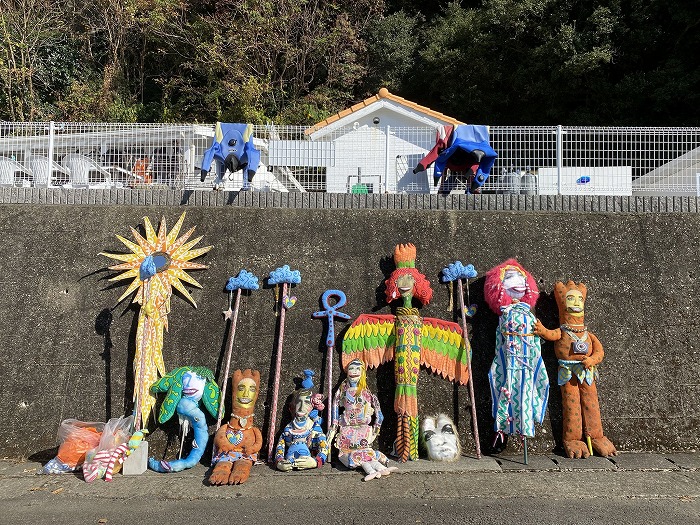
[100,212,212,430]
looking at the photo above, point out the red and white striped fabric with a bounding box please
[82,443,129,482]
[104,444,129,482]
[83,449,112,482]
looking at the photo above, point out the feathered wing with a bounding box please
[395,416,420,463]
[341,314,397,369]
[420,318,470,385]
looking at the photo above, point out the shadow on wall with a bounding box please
[94,308,113,421]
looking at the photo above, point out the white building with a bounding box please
[631,145,700,196]
[268,88,463,193]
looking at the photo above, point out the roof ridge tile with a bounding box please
[305,88,462,135]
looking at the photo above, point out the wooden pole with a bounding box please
[216,288,242,431]
[523,436,528,465]
[312,290,351,434]
[134,279,151,432]
[325,344,333,432]
[456,278,481,458]
[267,282,288,463]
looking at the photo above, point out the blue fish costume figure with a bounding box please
[414,124,497,194]
[148,366,220,473]
[200,123,261,190]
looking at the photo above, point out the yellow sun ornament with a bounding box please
[100,212,212,430]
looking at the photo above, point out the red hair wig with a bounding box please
[484,258,539,314]
[384,267,433,306]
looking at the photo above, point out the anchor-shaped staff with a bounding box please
[441,261,481,458]
[312,290,352,432]
[266,265,301,462]
[216,270,260,431]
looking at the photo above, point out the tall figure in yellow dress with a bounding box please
[101,213,211,430]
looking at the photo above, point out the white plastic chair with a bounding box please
[0,156,32,186]
[26,155,70,187]
[61,153,113,188]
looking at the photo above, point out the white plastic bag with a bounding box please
[82,415,134,482]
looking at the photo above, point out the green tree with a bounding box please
[409,0,699,125]
[0,0,70,120]
[607,0,700,124]
[409,0,625,124]
[2,0,699,124]
[154,0,379,123]
[361,10,422,95]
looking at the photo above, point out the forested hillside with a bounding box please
[1,0,698,125]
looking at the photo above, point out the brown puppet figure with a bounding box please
[534,282,617,459]
[209,369,263,484]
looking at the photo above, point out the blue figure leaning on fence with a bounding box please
[200,123,261,190]
[414,124,497,194]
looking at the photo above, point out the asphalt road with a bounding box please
[2,458,699,525]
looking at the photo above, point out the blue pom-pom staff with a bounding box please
[216,269,260,434]
[266,265,302,462]
[441,261,481,458]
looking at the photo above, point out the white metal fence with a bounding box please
[1,122,699,196]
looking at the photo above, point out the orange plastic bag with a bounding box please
[39,419,104,474]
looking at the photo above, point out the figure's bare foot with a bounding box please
[563,439,591,459]
[276,459,293,472]
[208,462,233,485]
[382,466,399,476]
[363,471,379,481]
[591,436,617,457]
[229,459,253,484]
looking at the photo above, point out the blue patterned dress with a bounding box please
[488,302,549,437]
[274,418,329,465]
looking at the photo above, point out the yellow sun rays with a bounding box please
[100,212,212,307]
[100,212,211,429]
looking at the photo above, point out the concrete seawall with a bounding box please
[1,190,698,459]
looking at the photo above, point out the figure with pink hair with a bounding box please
[484,259,549,452]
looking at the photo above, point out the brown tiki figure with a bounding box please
[209,369,263,484]
[534,282,617,459]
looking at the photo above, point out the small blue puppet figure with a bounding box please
[301,370,325,428]
[274,370,329,471]
[200,123,261,190]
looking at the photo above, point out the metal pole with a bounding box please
[384,124,391,193]
[47,121,55,187]
[556,125,563,195]
[456,278,481,458]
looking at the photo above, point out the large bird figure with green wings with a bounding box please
[342,243,470,462]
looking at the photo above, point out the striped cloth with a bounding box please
[82,443,129,482]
